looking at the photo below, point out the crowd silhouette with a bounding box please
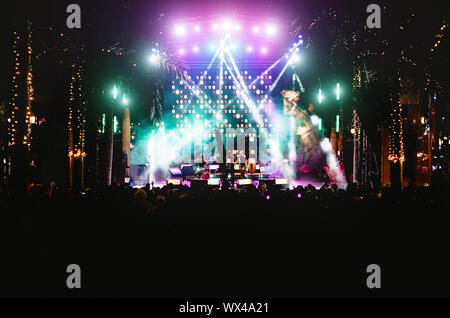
[1,176,449,297]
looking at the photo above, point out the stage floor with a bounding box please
[135,178,324,190]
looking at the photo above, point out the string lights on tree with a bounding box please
[388,101,405,163]
[67,57,87,187]
[24,21,34,149]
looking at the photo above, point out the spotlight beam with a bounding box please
[270,58,291,93]
[223,49,263,125]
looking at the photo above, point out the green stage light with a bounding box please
[122,94,129,106]
[113,116,118,133]
[318,89,324,104]
[113,85,118,100]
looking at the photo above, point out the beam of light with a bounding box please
[113,85,118,100]
[269,58,291,93]
[336,83,340,101]
[295,73,305,92]
[320,138,348,189]
[223,48,263,125]
[222,57,260,123]
[288,115,297,171]
[336,115,340,133]
[177,47,221,108]
[318,88,323,104]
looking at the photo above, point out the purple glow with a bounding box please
[221,21,232,31]
[194,25,201,32]
[261,47,268,54]
[266,195,270,200]
[266,25,277,36]
[175,25,185,36]
[246,46,253,52]
[253,26,260,33]
[193,46,199,52]
[178,48,185,55]
[297,193,302,198]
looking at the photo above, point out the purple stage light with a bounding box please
[253,26,260,33]
[178,48,185,55]
[246,46,253,52]
[222,21,232,31]
[297,193,302,198]
[266,24,277,36]
[261,47,268,54]
[193,46,199,52]
[234,24,241,32]
[194,25,201,32]
[266,195,270,200]
[175,25,185,36]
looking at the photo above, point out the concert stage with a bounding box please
[134,177,324,190]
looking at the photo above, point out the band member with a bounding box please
[202,166,210,179]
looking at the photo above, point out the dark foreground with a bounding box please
[1,182,449,298]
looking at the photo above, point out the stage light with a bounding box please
[318,89,324,104]
[178,48,185,55]
[222,21,232,31]
[246,46,253,52]
[212,23,219,30]
[113,86,118,100]
[253,26,260,33]
[210,43,216,51]
[261,47,267,54]
[230,43,238,51]
[122,94,129,106]
[320,138,332,152]
[234,24,241,31]
[149,54,159,64]
[289,54,301,65]
[193,46,199,53]
[175,25,185,36]
[266,25,277,36]
[275,178,289,185]
[194,25,201,32]
[336,83,341,100]
[208,179,220,186]
[336,115,340,133]
[311,115,320,126]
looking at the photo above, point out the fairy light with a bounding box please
[68,59,87,159]
[388,101,405,163]
[23,21,34,149]
[8,22,35,150]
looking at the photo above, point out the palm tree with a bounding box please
[399,78,422,186]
